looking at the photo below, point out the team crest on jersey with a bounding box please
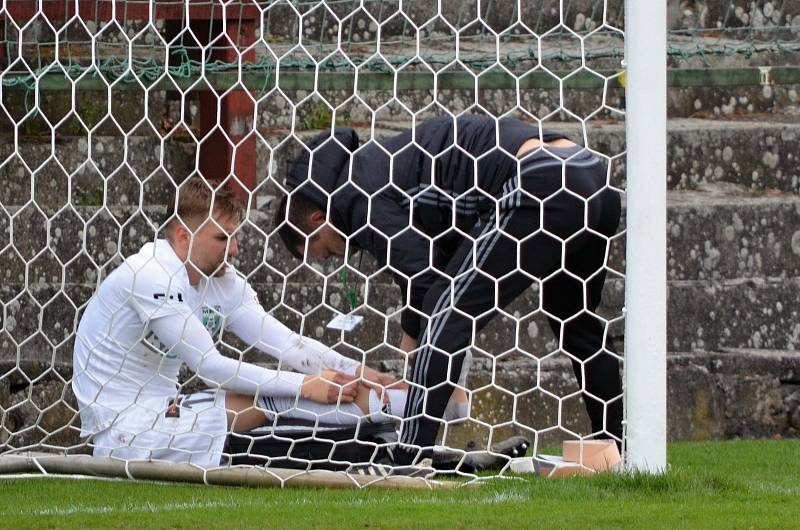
[201,305,223,337]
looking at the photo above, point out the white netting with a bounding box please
[0,0,628,486]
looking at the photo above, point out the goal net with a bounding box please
[0,0,672,486]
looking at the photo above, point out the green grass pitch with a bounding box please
[1,440,798,529]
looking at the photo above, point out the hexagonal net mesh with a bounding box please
[0,1,639,487]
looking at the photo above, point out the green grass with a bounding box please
[2,440,799,529]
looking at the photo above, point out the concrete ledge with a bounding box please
[2,120,798,216]
[1,349,797,452]
[1,182,798,360]
[3,273,797,365]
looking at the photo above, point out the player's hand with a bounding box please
[399,332,417,354]
[360,366,409,392]
[301,369,359,404]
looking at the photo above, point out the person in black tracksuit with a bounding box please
[276,115,623,465]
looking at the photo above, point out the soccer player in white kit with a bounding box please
[72,177,406,467]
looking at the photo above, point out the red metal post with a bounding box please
[3,1,260,205]
[198,16,257,206]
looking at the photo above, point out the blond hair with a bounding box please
[165,177,244,237]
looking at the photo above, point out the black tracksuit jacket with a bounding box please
[285,115,565,339]
[285,115,622,452]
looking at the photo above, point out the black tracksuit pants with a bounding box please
[400,147,623,457]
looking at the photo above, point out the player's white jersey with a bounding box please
[72,239,258,437]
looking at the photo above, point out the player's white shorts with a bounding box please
[90,391,228,468]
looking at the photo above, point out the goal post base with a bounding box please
[0,452,459,490]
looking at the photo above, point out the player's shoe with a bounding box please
[346,446,435,478]
[346,458,435,478]
[433,435,531,473]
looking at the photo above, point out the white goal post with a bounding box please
[623,0,667,474]
[0,0,668,484]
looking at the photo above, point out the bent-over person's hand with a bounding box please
[301,369,359,404]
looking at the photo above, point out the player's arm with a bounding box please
[226,295,401,389]
[147,312,357,404]
[226,301,360,375]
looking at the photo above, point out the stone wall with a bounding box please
[1,0,799,454]
[2,117,799,451]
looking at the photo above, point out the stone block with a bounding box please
[2,348,797,454]
[607,184,800,282]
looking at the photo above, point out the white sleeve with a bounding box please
[148,312,305,398]
[127,264,192,322]
[226,301,361,376]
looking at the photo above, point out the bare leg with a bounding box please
[225,393,269,433]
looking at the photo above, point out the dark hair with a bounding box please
[274,192,323,260]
